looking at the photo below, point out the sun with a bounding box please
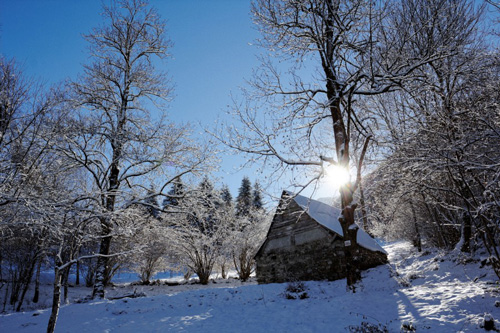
[324,164,351,188]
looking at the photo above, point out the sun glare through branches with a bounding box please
[324,164,351,189]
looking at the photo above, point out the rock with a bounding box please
[484,313,495,331]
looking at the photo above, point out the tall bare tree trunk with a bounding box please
[410,202,422,252]
[47,267,62,333]
[2,282,9,312]
[75,259,80,286]
[320,0,365,290]
[62,265,70,304]
[32,259,42,303]
[16,256,37,312]
[359,180,369,232]
[92,222,112,299]
[339,185,361,290]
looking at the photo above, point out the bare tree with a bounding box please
[0,57,75,313]
[363,0,488,253]
[128,205,170,285]
[166,180,230,285]
[0,58,95,332]
[215,0,455,290]
[229,209,270,281]
[64,0,211,299]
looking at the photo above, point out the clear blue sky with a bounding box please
[0,0,268,196]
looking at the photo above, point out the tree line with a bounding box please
[128,176,268,287]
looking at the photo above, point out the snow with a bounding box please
[292,193,343,235]
[348,224,358,230]
[292,193,387,254]
[357,230,387,254]
[2,241,498,332]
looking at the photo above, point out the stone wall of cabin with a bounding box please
[255,198,387,284]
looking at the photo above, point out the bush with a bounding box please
[348,322,388,333]
[283,281,308,300]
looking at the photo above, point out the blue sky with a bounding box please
[0,1,258,112]
[2,1,498,206]
[0,0,268,196]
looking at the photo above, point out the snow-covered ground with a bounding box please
[1,241,499,332]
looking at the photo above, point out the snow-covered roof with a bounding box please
[292,193,387,254]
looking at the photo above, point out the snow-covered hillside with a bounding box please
[1,242,499,332]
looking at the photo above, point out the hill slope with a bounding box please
[1,241,498,332]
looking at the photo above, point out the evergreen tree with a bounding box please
[252,181,263,210]
[163,178,184,208]
[236,176,252,217]
[220,184,233,206]
[193,177,220,235]
[145,185,160,218]
[199,176,214,199]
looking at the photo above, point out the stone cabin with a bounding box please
[255,191,387,284]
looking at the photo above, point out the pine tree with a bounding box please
[163,178,184,208]
[193,177,220,235]
[145,185,160,218]
[236,177,252,217]
[220,184,233,206]
[252,181,263,210]
[199,177,214,199]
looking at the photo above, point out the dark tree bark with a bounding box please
[47,266,63,333]
[32,259,42,303]
[460,212,472,253]
[92,224,112,299]
[75,258,80,286]
[15,254,37,312]
[410,202,422,252]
